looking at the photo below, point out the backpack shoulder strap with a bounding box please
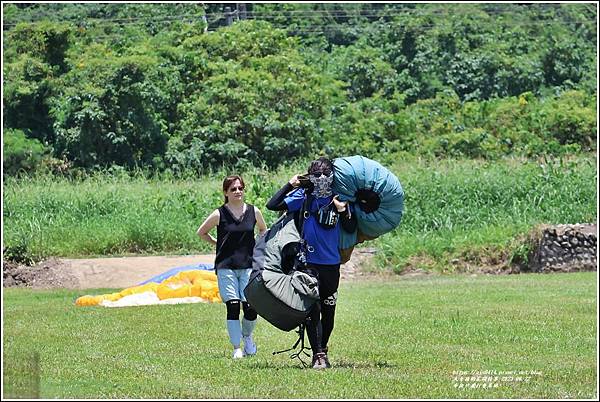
[293,192,312,269]
[298,192,312,238]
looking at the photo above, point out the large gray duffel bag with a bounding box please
[244,212,319,332]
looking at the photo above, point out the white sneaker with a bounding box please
[232,348,244,359]
[243,335,257,356]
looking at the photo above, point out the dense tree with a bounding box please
[2,3,596,175]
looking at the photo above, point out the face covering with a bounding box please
[309,172,333,198]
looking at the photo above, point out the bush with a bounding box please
[427,128,502,159]
[543,91,596,150]
[327,44,398,101]
[166,23,340,171]
[3,242,36,265]
[2,129,51,176]
[396,90,597,159]
[50,55,169,169]
[5,21,71,72]
[3,54,55,144]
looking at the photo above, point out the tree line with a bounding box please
[2,2,596,176]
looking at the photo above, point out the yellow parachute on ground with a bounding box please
[75,264,221,307]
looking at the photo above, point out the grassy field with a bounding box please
[3,154,596,272]
[2,272,597,399]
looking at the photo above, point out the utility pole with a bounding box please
[202,14,208,32]
[224,6,234,26]
[199,2,208,32]
[237,3,247,20]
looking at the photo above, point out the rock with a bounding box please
[3,275,15,287]
[525,223,597,273]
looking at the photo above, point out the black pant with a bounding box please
[303,263,340,355]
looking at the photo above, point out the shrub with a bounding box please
[2,129,51,176]
[50,55,169,169]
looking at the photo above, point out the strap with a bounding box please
[298,192,312,239]
[294,193,312,268]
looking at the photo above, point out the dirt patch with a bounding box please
[3,258,78,289]
[340,247,379,280]
[448,248,521,275]
[3,255,217,290]
[4,223,595,289]
[2,250,378,290]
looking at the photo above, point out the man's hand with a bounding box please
[332,195,347,212]
[289,174,301,187]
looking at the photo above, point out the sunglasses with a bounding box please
[228,186,244,192]
[310,172,329,178]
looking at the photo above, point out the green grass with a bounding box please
[2,154,597,271]
[379,154,597,271]
[3,273,597,398]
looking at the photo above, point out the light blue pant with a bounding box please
[217,268,252,303]
[218,268,255,348]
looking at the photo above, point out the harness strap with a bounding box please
[295,193,312,267]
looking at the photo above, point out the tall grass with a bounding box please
[2,164,289,258]
[378,153,597,271]
[2,154,596,270]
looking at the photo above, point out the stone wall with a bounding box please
[527,224,597,273]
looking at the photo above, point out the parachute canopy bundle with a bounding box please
[333,155,405,255]
[75,263,220,307]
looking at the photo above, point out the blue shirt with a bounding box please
[285,188,341,265]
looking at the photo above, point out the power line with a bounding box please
[2,4,594,28]
[246,19,596,30]
[59,18,593,44]
[2,14,207,28]
[4,15,594,33]
[36,17,594,44]
[3,4,594,40]
[241,5,567,17]
[245,22,596,37]
[4,3,565,23]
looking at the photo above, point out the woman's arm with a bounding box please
[254,206,268,236]
[196,209,220,247]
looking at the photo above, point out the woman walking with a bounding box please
[197,175,268,359]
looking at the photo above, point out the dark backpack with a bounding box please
[244,202,319,332]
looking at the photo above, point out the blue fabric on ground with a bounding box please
[137,263,215,285]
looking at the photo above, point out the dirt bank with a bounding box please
[3,223,596,290]
[3,249,379,290]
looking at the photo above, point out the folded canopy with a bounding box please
[75,264,220,307]
[333,155,404,250]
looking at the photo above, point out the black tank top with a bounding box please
[215,203,256,270]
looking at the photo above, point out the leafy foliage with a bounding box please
[50,54,169,169]
[2,129,51,176]
[2,3,596,175]
[166,22,339,172]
